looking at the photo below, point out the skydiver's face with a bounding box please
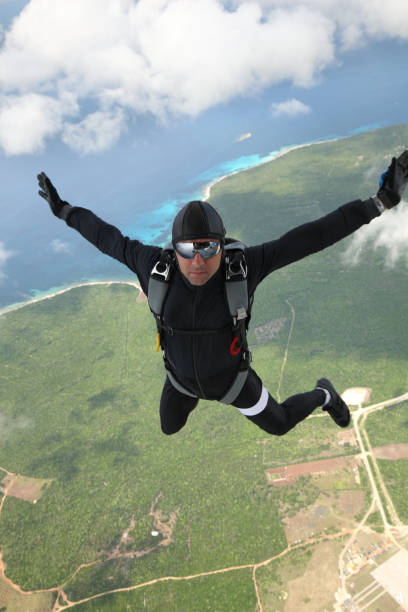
[175,239,222,286]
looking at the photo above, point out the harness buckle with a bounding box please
[151,259,171,281]
[225,253,248,280]
[236,306,247,321]
[242,350,252,365]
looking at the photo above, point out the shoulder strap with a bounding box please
[224,241,250,325]
[147,243,174,317]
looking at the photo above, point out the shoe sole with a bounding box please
[317,378,350,428]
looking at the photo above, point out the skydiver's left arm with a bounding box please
[247,150,408,285]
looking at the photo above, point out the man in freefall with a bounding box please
[37,150,408,435]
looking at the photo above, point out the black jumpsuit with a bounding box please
[65,197,381,435]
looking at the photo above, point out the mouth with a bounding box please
[190,269,207,275]
[189,270,208,281]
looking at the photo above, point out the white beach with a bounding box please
[0,280,142,318]
[201,137,339,201]
[1,136,339,318]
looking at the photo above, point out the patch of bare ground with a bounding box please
[338,429,357,447]
[284,540,342,611]
[373,443,408,460]
[100,492,178,561]
[253,317,287,344]
[149,492,179,548]
[283,501,334,544]
[282,489,364,545]
[0,474,53,504]
[342,387,372,406]
[267,456,358,485]
[335,490,365,518]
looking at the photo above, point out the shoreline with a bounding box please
[0,280,142,318]
[0,132,362,316]
[201,136,339,201]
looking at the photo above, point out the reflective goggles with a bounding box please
[174,240,221,260]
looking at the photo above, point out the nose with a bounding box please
[191,252,205,265]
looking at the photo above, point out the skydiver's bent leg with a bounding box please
[231,368,325,435]
[160,376,199,435]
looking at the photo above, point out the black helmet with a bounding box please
[172,200,226,245]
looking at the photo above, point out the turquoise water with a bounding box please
[0,123,397,310]
[122,141,331,245]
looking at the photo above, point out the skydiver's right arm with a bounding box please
[37,172,161,291]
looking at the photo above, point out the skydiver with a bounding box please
[37,149,408,436]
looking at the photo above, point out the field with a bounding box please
[0,578,52,612]
[1,124,408,610]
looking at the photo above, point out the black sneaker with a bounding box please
[316,378,350,428]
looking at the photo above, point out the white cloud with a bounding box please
[234,132,252,143]
[50,238,71,254]
[271,98,312,118]
[232,0,408,49]
[0,92,77,154]
[342,201,408,268]
[62,109,126,154]
[0,241,16,283]
[0,0,407,155]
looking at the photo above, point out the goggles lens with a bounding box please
[175,240,221,259]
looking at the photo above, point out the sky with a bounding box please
[1,0,408,306]
[0,0,407,156]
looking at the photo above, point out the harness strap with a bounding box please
[218,368,249,405]
[165,369,198,398]
[165,366,249,405]
[165,351,252,405]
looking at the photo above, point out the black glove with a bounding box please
[377,150,408,208]
[37,172,72,219]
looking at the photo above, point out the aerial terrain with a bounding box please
[1,124,408,611]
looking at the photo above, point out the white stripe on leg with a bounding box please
[237,385,269,416]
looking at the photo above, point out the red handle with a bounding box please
[230,336,241,356]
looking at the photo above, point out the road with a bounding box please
[1,300,407,612]
[335,391,408,610]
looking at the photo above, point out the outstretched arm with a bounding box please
[247,149,408,285]
[37,172,161,292]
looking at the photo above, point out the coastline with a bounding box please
[0,131,367,315]
[201,136,339,201]
[0,280,142,318]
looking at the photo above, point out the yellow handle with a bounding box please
[155,332,161,352]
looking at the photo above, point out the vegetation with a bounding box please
[212,123,408,406]
[1,124,407,608]
[366,510,384,532]
[262,416,358,467]
[365,402,408,447]
[0,285,285,601]
[74,569,257,611]
[375,459,408,523]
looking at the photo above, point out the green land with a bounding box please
[0,124,407,611]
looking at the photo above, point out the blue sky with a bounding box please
[1,0,408,305]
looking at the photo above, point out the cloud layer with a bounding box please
[342,201,408,268]
[0,0,407,155]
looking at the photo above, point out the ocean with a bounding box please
[0,122,391,314]
[1,38,408,311]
